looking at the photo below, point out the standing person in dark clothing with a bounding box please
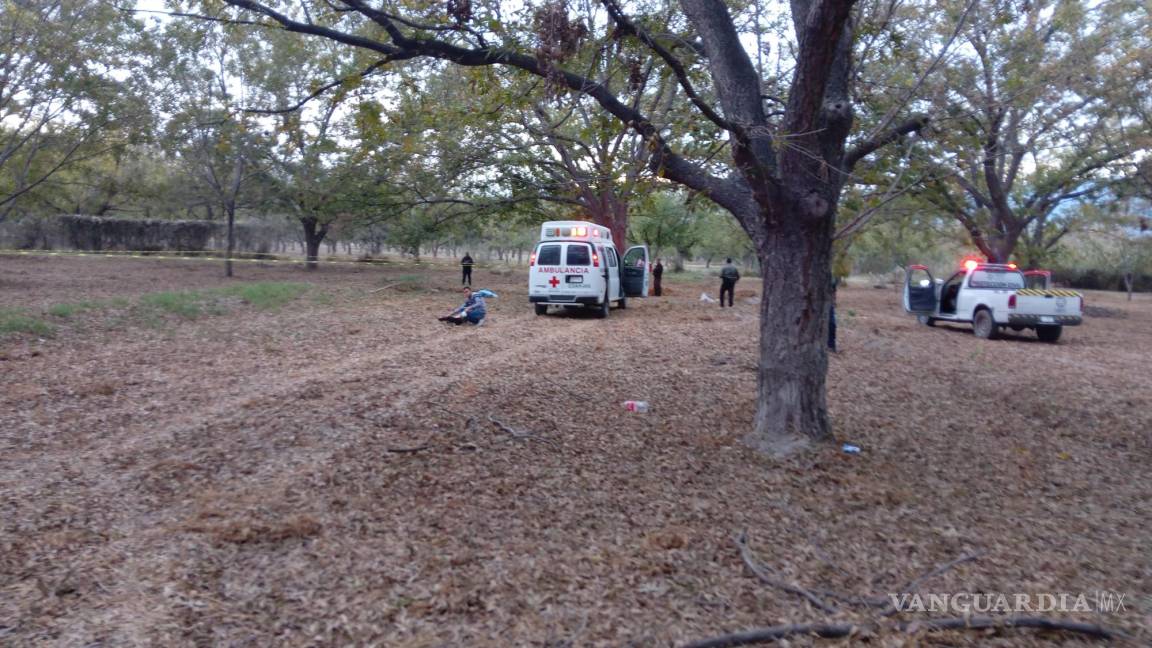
[719,258,739,307]
[652,258,664,296]
[460,252,474,286]
[828,305,837,352]
[828,277,839,352]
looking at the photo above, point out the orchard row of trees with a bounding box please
[2,0,1150,450]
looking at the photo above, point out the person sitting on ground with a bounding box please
[438,286,486,325]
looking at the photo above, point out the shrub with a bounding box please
[1049,268,1152,293]
[59,215,217,251]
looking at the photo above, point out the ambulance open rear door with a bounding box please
[621,246,649,297]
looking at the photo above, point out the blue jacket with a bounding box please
[459,294,486,316]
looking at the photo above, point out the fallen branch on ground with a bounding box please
[680,615,1125,648]
[735,531,839,614]
[738,530,986,616]
[874,550,986,615]
[368,283,400,294]
[488,415,536,439]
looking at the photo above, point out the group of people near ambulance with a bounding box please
[440,250,746,325]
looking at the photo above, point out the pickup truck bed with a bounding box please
[903,263,1082,343]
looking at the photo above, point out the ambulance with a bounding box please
[528,220,649,318]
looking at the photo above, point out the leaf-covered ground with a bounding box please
[1,255,1149,646]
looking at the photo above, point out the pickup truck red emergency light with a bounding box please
[903,259,1082,343]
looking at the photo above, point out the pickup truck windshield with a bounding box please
[969,269,1025,289]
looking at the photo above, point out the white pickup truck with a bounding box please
[903,262,1082,342]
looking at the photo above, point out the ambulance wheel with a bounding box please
[972,308,998,339]
[594,290,609,319]
[534,304,548,316]
[917,315,935,327]
[1036,325,1062,343]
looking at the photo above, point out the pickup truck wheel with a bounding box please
[917,315,936,327]
[534,304,548,316]
[1036,325,1062,343]
[973,308,998,339]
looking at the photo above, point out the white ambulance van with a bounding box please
[528,220,649,318]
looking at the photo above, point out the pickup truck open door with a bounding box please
[903,265,938,315]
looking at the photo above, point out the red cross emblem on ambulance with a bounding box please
[549,276,560,288]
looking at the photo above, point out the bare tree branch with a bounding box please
[682,616,1125,648]
[844,115,928,173]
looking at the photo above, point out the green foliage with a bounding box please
[212,282,310,309]
[693,207,754,266]
[1050,203,1152,292]
[0,309,53,338]
[844,206,967,274]
[629,192,702,262]
[865,0,1146,262]
[139,291,203,318]
[136,282,311,318]
[0,1,152,220]
[46,301,101,318]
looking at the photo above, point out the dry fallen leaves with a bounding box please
[0,255,1148,646]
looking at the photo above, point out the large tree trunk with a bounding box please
[970,207,1024,263]
[301,216,328,271]
[749,207,834,452]
[587,191,629,248]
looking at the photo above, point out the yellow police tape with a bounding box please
[0,248,475,268]
[1016,288,1081,297]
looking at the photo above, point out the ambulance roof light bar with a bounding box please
[542,221,610,241]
